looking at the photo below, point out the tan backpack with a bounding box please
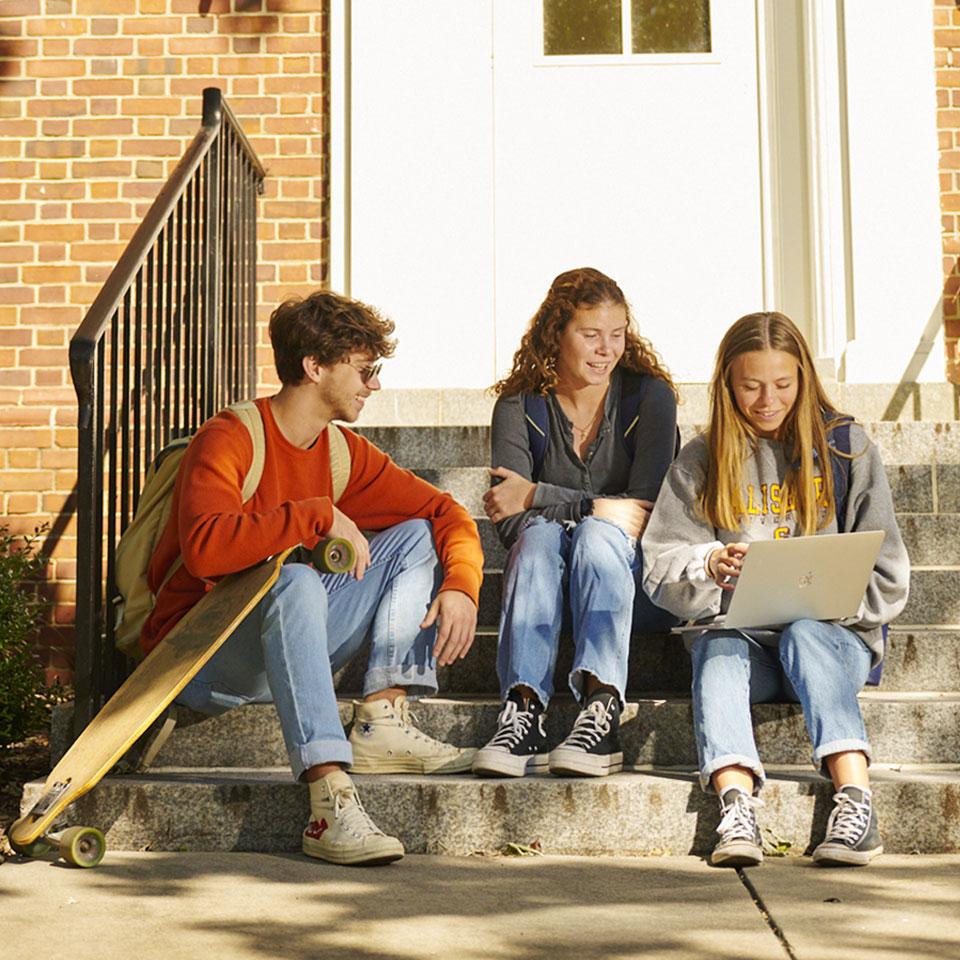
[113,402,350,658]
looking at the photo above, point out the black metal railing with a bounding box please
[68,88,265,734]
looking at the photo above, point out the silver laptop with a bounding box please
[674,530,885,632]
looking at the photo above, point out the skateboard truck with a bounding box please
[23,779,71,821]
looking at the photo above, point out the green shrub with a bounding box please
[0,525,54,750]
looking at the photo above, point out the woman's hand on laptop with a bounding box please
[706,542,749,591]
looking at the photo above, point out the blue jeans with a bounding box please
[690,619,873,793]
[497,516,676,707]
[176,519,440,780]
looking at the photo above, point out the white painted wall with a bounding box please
[350,2,496,388]
[841,1,943,383]
[343,1,946,392]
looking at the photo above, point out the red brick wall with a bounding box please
[936,0,960,383]
[0,0,328,683]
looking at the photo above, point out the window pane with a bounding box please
[631,0,711,54]
[543,0,623,56]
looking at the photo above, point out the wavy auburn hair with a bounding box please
[701,311,848,535]
[492,267,676,398]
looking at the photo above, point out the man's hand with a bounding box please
[421,589,477,666]
[706,542,749,591]
[592,498,655,539]
[325,506,371,579]
[482,466,536,523]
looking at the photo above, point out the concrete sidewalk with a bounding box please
[1,853,957,959]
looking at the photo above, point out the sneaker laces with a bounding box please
[333,787,386,840]
[487,699,533,749]
[563,699,614,750]
[717,791,763,843]
[823,790,871,845]
[395,699,457,751]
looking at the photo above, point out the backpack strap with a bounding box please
[328,423,350,503]
[827,416,853,531]
[522,393,549,482]
[619,370,646,454]
[227,400,266,503]
[619,370,682,459]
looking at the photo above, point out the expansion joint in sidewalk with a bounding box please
[737,868,798,960]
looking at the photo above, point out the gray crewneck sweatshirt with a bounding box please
[641,425,910,665]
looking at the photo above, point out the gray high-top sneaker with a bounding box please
[303,769,404,866]
[812,784,883,866]
[711,786,764,868]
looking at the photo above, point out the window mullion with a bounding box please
[621,0,632,55]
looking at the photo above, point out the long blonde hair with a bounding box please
[701,311,846,535]
[493,267,676,398]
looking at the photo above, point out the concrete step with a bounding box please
[416,465,960,521]
[48,692,960,771]
[336,628,960,697]
[21,763,960,856]
[358,423,960,468]
[474,568,959,628]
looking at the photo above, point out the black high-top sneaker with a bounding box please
[812,784,883,866]
[548,689,623,777]
[472,689,549,778]
[711,786,764,867]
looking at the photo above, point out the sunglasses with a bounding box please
[348,360,381,384]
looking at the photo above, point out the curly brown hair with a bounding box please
[492,267,676,398]
[269,289,397,385]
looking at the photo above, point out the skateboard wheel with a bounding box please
[311,537,356,574]
[58,826,106,868]
[9,824,52,859]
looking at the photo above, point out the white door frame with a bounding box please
[329,0,351,296]
[757,0,853,380]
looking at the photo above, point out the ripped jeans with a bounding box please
[497,516,676,708]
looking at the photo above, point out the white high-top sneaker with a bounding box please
[348,695,476,774]
[303,769,404,866]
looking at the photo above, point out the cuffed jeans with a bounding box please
[176,519,440,780]
[690,619,873,793]
[497,515,676,708]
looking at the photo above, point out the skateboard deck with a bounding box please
[9,547,297,863]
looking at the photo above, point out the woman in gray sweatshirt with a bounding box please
[472,267,678,780]
[642,311,909,869]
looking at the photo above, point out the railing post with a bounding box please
[202,88,224,420]
[68,339,103,736]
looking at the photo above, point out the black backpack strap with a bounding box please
[522,393,549,482]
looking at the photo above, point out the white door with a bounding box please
[347,0,765,387]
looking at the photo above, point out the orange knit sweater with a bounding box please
[141,397,483,654]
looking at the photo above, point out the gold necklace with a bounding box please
[562,401,604,437]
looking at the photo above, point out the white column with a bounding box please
[801,0,851,381]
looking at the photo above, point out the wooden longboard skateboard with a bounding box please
[9,538,355,867]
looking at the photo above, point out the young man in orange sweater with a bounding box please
[142,290,483,866]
